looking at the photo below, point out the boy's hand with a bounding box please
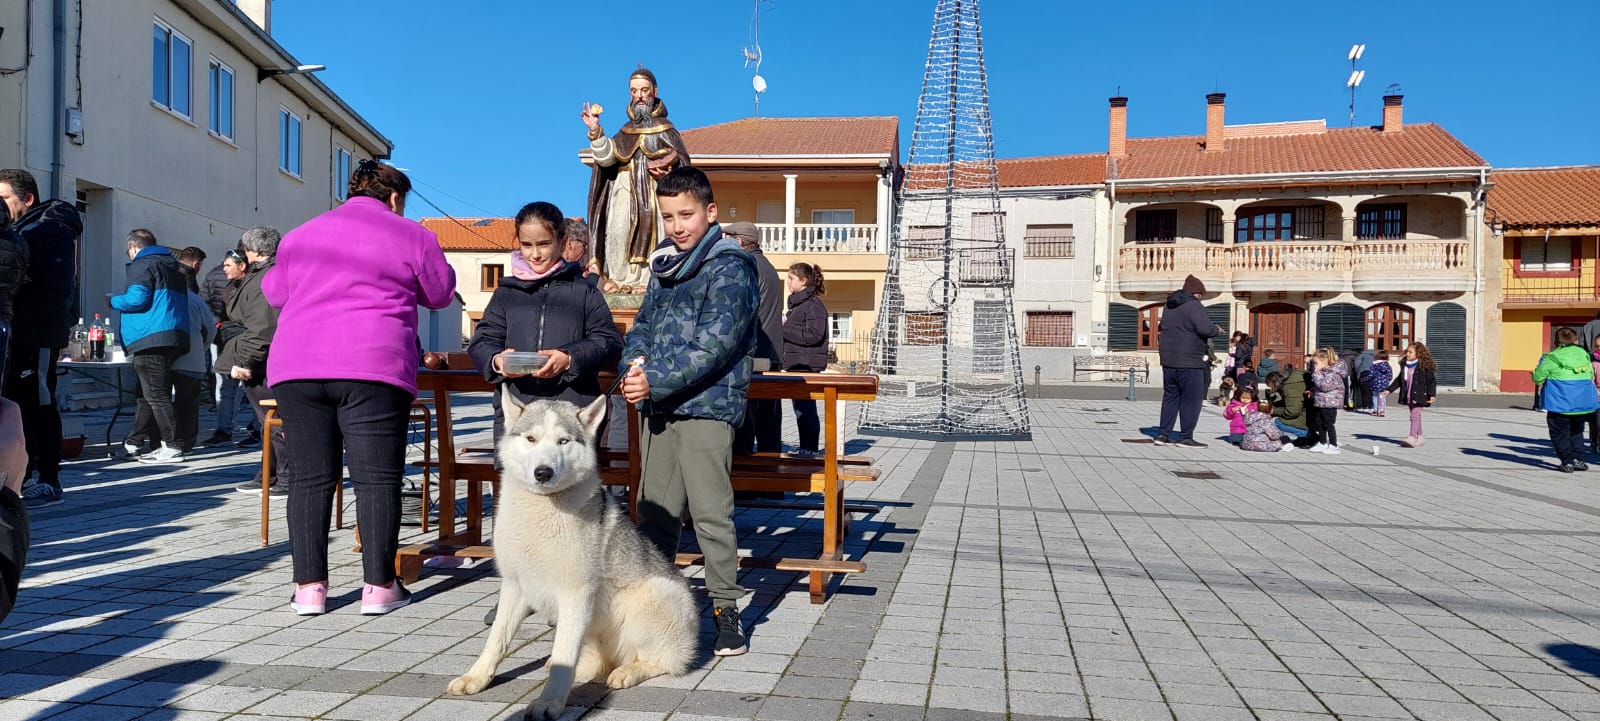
[493,348,528,378]
[531,350,571,379]
[621,365,650,404]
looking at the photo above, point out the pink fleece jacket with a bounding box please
[263,197,456,396]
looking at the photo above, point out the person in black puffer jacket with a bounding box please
[1155,274,1222,447]
[782,262,829,454]
[468,202,623,443]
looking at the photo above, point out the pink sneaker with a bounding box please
[290,582,327,615]
[361,580,412,615]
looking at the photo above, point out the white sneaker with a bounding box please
[1322,444,1342,455]
[1277,444,1294,453]
[1308,443,1327,453]
[139,443,186,464]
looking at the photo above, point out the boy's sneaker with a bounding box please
[111,442,149,461]
[1307,443,1327,453]
[21,483,63,509]
[1575,460,1591,472]
[201,430,234,448]
[1276,444,1294,453]
[139,444,185,464]
[1560,463,1577,473]
[712,606,748,656]
[1151,436,1175,446]
[290,582,327,615]
[1176,439,1207,449]
[1322,444,1342,455]
[361,581,412,615]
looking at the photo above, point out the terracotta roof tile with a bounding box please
[1488,166,1600,228]
[1115,123,1486,181]
[421,218,516,252]
[995,153,1108,187]
[679,116,899,157]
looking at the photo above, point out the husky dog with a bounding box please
[448,396,697,720]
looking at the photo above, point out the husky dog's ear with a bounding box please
[502,388,529,434]
[578,395,608,442]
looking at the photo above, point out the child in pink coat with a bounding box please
[1223,387,1257,445]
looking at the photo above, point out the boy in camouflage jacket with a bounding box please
[620,167,758,657]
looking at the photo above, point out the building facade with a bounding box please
[1486,166,1600,392]
[1099,93,1492,388]
[0,0,390,320]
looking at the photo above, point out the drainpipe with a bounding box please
[1471,168,1485,391]
[49,0,66,199]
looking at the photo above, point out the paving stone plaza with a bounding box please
[4,393,1600,721]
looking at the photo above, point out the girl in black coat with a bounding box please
[782,263,828,454]
[468,202,623,441]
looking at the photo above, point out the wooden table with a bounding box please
[394,355,879,604]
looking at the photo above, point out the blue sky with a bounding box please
[274,0,1599,220]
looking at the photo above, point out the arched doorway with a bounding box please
[1426,303,1467,387]
[1250,303,1305,369]
[1365,303,1414,352]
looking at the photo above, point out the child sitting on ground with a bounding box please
[1258,349,1280,379]
[1241,399,1285,452]
[1214,376,1236,407]
[1223,386,1256,445]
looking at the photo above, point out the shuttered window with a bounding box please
[1024,225,1074,258]
[1206,304,1232,353]
[1025,312,1074,346]
[1426,303,1467,386]
[1316,302,1365,352]
[905,225,944,260]
[1108,303,1138,351]
[1520,237,1574,272]
[905,312,946,346]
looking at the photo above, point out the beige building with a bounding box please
[421,217,518,336]
[0,0,390,317]
[1100,92,1492,388]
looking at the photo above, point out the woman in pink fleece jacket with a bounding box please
[263,161,456,616]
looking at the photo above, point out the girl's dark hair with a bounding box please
[789,262,824,294]
[512,202,565,243]
[1375,349,1389,361]
[1264,371,1285,390]
[347,160,412,203]
[1232,386,1256,402]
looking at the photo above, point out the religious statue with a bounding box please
[582,66,692,290]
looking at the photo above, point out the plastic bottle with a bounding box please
[68,317,87,361]
[88,313,106,361]
[102,316,116,352]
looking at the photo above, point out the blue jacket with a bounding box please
[110,246,190,354]
[621,225,759,425]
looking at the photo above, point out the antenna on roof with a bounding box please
[742,0,773,116]
[1346,43,1366,127]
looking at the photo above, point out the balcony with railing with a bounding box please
[1115,239,1473,293]
[756,223,883,254]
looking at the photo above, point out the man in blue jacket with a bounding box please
[1154,274,1222,448]
[109,229,191,464]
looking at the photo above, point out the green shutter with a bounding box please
[1316,303,1363,351]
[1426,303,1467,387]
[1108,303,1137,351]
[1206,304,1231,352]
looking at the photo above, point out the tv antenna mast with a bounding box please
[742,0,772,116]
[1346,43,1366,127]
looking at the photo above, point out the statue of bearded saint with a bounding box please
[582,67,691,290]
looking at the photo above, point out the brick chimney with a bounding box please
[1205,93,1226,152]
[236,0,272,33]
[1108,97,1128,158]
[1382,93,1404,133]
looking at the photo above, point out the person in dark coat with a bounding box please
[468,202,623,443]
[217,228,285,494]
[0,169,80,508]
[782,262,829,454]
[724,222,783,456]
[203,251,250,446]
[1154,275,1221,447]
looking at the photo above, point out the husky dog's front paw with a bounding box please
[447,673,489,696]
[521,698,565,720]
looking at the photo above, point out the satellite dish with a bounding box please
[752,74,768,93]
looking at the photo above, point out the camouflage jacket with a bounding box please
[621,227,759,425]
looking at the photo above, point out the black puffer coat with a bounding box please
[10,199,81,349]
[782,288,829,372]
[468,261,622,411]
[0,224,27,328]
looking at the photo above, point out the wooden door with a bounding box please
[1250,303,1305,370]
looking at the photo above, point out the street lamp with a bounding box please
[258,63,326,83]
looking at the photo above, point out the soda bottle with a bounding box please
[102,316,116,353]
[89,313,106,361]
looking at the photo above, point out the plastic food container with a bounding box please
[501,351,548,375]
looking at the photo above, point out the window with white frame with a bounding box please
[207,59,234,139]
[1521,237,1574,272]
[278,108,302,176]
[151,20,192,117]
[829,313,853,342]
[333,147,353,200]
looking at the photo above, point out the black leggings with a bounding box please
[1318,407,1339,446]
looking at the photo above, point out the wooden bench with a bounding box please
[394,352,879,604]
[1072,353,1150,383]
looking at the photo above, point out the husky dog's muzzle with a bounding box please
[533,465,555,485]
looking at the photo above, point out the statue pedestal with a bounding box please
[605,293,643,336]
